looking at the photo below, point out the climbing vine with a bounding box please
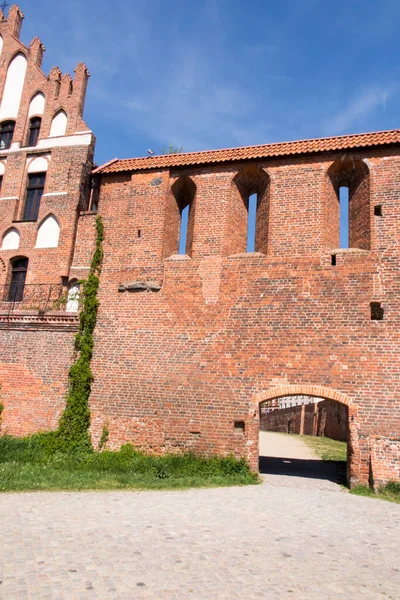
[54,215,104,452]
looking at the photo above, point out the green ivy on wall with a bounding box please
[55,215,104,452]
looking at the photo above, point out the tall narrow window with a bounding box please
[167,176,196,258]
[339,186,349,248]
[22,173,46,221]
[232,166,269,255]
[88,176,100,212]
[8,257,28,302]
[247,193,257,252]
[179,203,190,254]
[326,156,370,251]
[27,117,41,147]
[0,120,15,149]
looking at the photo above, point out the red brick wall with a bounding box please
[0,7,95,435]
[317,400,348,442]
[260,405,303,434]
[86,146,400,487]
[303,403,317,435]
[1,7,400,490]
[0,323,77,436]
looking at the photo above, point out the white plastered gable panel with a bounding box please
[49,110,67,137]
[1,227,20,250]
[28,92,45,117]
[27,155,49,173]
[36,215,60,248]
[0,53,27,120]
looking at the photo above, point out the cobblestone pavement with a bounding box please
[1,438,400,599]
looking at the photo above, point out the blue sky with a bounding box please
[21,0,400,166]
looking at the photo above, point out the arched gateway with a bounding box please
[248,385,361,487]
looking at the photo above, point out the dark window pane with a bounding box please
[0,176,3,194]
[22,173,46,221]
[8,258,28,302]
[28,117,41,147]
[0,121,15,150]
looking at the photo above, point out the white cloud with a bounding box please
[325,85,395,135]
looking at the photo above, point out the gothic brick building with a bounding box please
[1,6,399,487]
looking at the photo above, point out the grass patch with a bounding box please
[301,435,400,504]
[0,435,258,492]
[301,435,347,462]
[350,482,400,504]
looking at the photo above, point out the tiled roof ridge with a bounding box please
[95,129,400,174]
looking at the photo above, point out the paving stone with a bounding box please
[1,474,400,599]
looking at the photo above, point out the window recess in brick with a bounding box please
[230,165,270,255]
[370,302,384,321]
[326,155,370,251]
[164,175,196,257]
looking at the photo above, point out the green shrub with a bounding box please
[382,481,400,495]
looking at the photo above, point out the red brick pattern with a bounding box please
[0,6,400,490]
[0,7,94,435]
[88,146,400,488]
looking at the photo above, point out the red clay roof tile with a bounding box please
[94,129,400,174]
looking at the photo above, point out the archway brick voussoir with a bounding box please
[253,385,354,408]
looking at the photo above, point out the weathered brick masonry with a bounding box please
[0,7,94,435]
[89,141,400,487]
[0,6,399,488]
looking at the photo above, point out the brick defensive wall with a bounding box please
[85,129,400,487]
[0,6,399,488]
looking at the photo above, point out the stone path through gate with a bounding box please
[259,430,344,491]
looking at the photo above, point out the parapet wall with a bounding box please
[85,145,400,487]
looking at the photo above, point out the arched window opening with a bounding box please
[27,117,41,147]
[167,175,196,257]
[339,186,349,248]
[179,203,190,254]
[22,173,46,221]
[1,227,20,250]
[36,214,60,248]
[247,193,257,252]
[88,175,100,212]
[8,257,28,302]
[326,156,370,251]
[0,120,15,149]
[233,166,270,255]
[66,280,80,313]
